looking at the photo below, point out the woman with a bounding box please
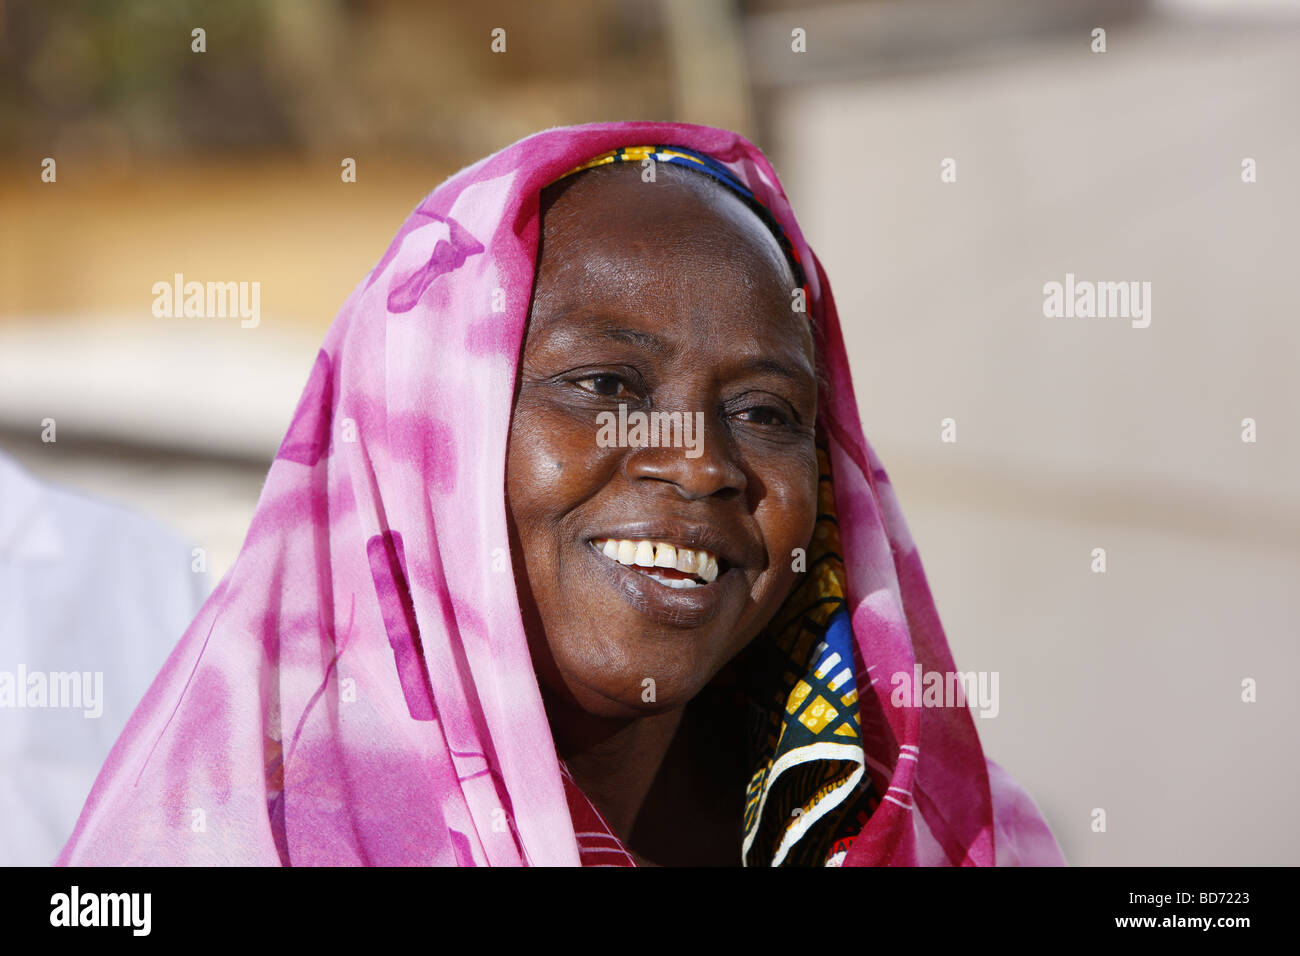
[57,122,1064,866]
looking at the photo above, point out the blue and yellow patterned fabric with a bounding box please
[739,446,877,866]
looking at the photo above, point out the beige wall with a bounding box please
[771,17,1300,865]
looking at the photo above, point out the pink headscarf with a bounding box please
[58,121,1064,866]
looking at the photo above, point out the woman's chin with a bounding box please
[550,654,716,718]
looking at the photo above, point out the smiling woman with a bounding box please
[56,122,1064,867]
[509,157,822,865]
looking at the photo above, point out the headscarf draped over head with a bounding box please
[58,122,1064,867]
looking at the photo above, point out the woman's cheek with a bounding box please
[758,460,819,578]
[511,404,573,488]
[509,403,620,524]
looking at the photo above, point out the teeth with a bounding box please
[660,577,701,589]
[591,538,722,584]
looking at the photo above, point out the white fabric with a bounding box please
[0,450,208,865]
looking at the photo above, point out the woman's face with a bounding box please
[506,163,819,718]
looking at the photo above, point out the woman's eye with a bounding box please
[737,405,792,427]
[574,374,630,398]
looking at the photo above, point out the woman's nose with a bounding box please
[622,412,747,500]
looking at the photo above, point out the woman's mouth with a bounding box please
[589,538,721,589]
[583,530,739,628]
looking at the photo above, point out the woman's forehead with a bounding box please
[537,163,798,292]
[524,250,814,376]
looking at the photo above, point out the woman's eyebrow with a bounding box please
[534,322,811,382]
[598,327,667,351]
[734,355,816,384]
[538,323,669,354]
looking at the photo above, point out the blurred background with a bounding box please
[1,0,1297,865]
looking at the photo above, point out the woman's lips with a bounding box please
[583,535,734,627]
